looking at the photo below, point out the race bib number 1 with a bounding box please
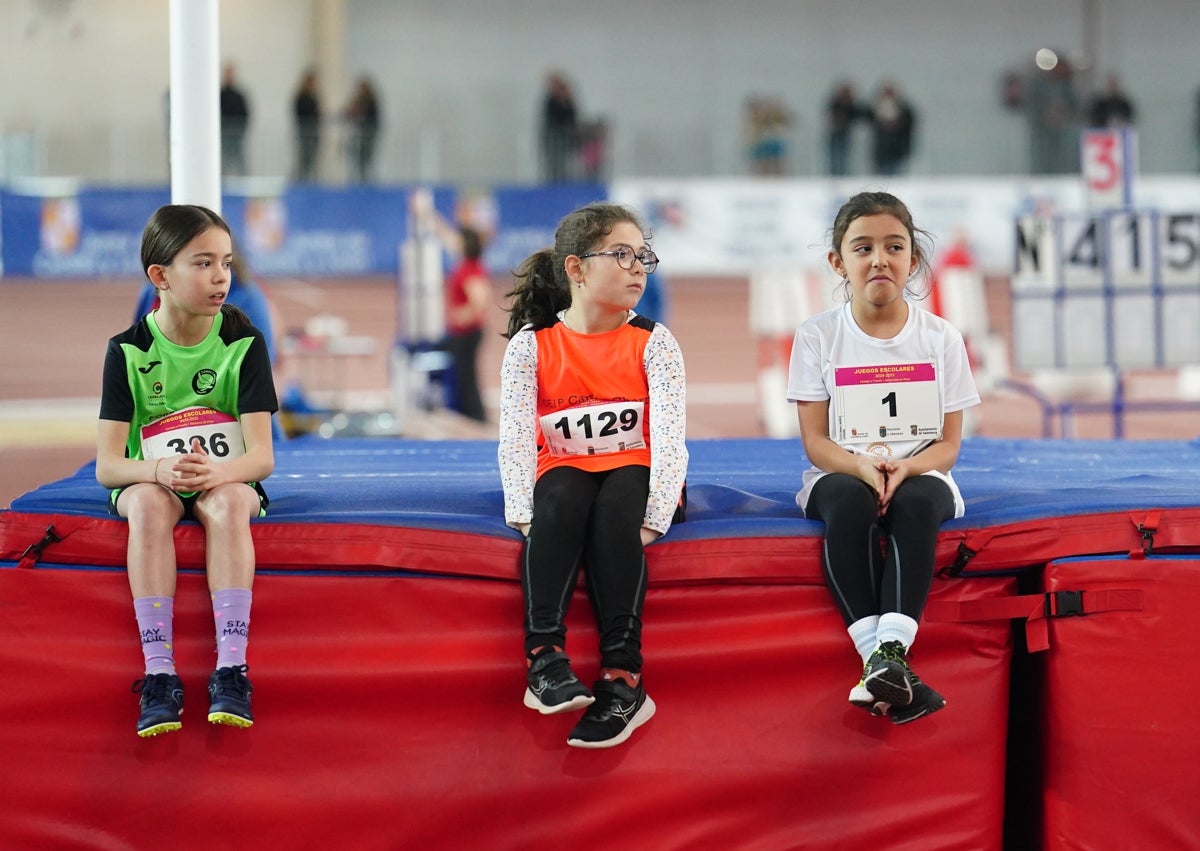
[140,406,246,461]
[540,400,645,457]
[834,362,941,444]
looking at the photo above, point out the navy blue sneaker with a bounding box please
[132,673,184,737]
[208,664,254,728]
[860,641,914,708]
[524,650,594,715]
[567,679,655,749]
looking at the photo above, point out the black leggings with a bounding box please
[521,464,650,672]
[805,473,955,627]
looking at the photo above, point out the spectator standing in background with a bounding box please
[344,77,381,183]
[540,71,579,182]
[579,117,609,182]
[826,81,865,176]
[293,68,322,183]
[1027,53,1079,174]
[870,82,916,175]
[1088,74,1135,128]
[441,226,491,422]
[219,63,250,177]
[744,96,792,176]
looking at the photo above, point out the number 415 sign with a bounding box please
[834,362,942,444]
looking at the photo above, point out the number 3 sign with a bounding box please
[1081,128,1136,210]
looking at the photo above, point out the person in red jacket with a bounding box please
[442,226,491,421]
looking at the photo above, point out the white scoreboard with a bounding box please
[1012,210,1200,370]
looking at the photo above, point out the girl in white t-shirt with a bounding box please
[786,192,980,725]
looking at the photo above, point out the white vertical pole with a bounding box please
[169,0,221,212]
[314,0,348,184]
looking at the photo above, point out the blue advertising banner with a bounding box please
[482,183,607,274]
[224,186,407,277]
[0,183,605,280]
[1,187,168,278]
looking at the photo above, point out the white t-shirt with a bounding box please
[786,301,980,516]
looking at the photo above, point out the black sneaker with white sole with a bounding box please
[861,641,914,708]
[567,679,655,749]
[523,650,594,715]
[890,673,946,726]
[849,679,889,716]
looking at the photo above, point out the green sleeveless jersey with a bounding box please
[100,306,278,462]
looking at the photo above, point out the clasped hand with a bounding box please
[161,437,225,492]
[858,456,913,515]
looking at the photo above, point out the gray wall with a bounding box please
[2,0,1197,183]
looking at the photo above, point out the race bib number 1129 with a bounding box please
[540,400,645,457]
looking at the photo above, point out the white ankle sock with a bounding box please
[876,612,918,650]
[848,616,880,663]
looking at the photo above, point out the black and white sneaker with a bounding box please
[849,679,889,716]
[133,673,184,737]
[890,672,946,726]
[860,641,914,708]
[523,650,594,715]
[208,664,254,728]
[567,679,655,749]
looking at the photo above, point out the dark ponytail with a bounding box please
[505,249,569,338]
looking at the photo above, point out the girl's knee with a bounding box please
[195,484,259,524]
[120,484,182,526]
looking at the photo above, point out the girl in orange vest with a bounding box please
[498,202,687,748]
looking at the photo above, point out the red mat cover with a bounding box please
[0,565,1014,850]
[1039,555,1200,850]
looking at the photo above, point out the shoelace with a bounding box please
[132,674,179,706]
[875,641,910,668]
[212,665,251,699]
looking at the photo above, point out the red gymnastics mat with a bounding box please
[4,436,1200,848]
[1038,555,1200,850]
[0,563,1014,850]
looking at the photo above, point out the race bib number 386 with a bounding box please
[540,400,645,457]
[140,406,246,461]
[834,362,941,444]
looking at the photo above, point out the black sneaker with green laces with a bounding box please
[861,640,914,708]
[524,650,594,715]
[208,664,254,728]
[567,679,656,749]
[133,672,184,737]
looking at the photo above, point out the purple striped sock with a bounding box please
[212,588,253,669]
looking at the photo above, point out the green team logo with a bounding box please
[152,381,163,395]
[192,369,218,395]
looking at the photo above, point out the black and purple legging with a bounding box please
[521,464,650,673]
[804,472,955,626]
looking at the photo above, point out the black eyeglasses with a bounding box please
[578,244,659,274]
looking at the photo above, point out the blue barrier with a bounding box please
[0,183,606,279]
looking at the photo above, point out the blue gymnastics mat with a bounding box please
[3,437,1200,581]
